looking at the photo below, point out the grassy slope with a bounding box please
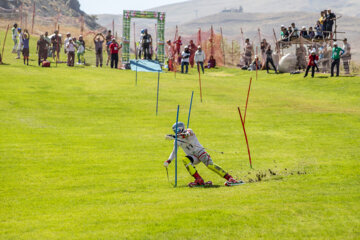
[0,31,360,239]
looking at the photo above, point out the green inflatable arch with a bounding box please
[122,10,166,65]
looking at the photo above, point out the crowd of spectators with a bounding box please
[6,20,352,76]
[10,23,122,69]
[166,36,216,74]
[280,9,336,42]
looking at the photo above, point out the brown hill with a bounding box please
[0,0,101,30]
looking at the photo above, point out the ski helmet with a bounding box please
[172,122,185,134]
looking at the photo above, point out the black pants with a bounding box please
[304,65,315,77]
[327,23,333,34]
[266,58,277,73]
[315,63,319,72]
[143,44,150,59]
[111,53,118,69]
[331,59,340,76]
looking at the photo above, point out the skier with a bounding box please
[164,122,243,187]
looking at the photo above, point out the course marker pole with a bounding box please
[197,63,203,102]
[31,2,36,34]
[244,77,252,124]
[187,91,194,128]
[238,107,252,168]
[1,24,10,63]
[56,25,60,67]
[255,46,258,80]
[156,71,160,115]
[174,105,180,187]
[135,61,138,85]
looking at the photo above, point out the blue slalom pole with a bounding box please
[156,71,160,116]
[187,91,194,129]
[174,105,180,187]
[135,60,138,86]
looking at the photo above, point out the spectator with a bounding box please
[260,39,269,69]
[326,9,336,38]
[36,35,49,66]
[142,29,152,60]
[322,10,329,38]
[64,32,71,54]
[109,38,120,69]
[181,46,190,73]
[44,31,51,57]
[280,25,289,41]
[51,30,62,62]
[289,23,299,39]
[166,40,175,71]
[174,36,182,55]
[105,30,113,66]
[188,40,197,68]
[287,26,293,41]
[265,45,277,74]
[300,26,309,39]
[341,38,351,74]
[94,33,105,67]
[319,11,326,28]
[331,42,344,77]
[76,35,85,64]
[22,30,30,65]
[304,50,318,78]
[248,55,261,71]
[296,45,307,70]
[314,21,323,39]
[66,38,76,67]
[310,46,320,72]
[308,27,315,39]
[207,55,216,69]
[244,38,254,67]
[16,28,23,59]
[194,46,205,74]
[138,29,144,59]
[11,23,18,53]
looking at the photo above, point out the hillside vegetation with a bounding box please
[0,0,101,29]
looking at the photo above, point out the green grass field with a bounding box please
[1,30,360,239]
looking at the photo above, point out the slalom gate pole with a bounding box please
[56,25,60,67]
[156,71,160,116]
[187,91,194,128]
[255,46,258,80]
[238,107,252,168]
[133,22,137,60]
[31,2,35,34]
[198,63,203,102]
[244,77,252,124]
[1,25,10,63]
[174,105,180,187]
[135,61,138,85]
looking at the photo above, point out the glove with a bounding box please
[164,160,171,167]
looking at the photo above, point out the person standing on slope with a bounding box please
[331,42,344,77]
[11,23,18,53]
[164,122,243,187]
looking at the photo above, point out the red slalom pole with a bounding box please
[244,77,252,124]
[238,107,252,168]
